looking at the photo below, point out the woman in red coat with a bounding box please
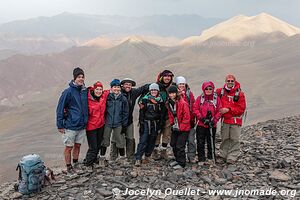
[167,85,190,169]
[175,76,197,163]
[193,81,222,163]
[84,81,109,166]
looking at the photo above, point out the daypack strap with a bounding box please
[221,88,241,102]
[168,102,177,117]
[200,92,217,108]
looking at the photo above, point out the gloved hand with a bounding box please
[209,121,214,128]
[122,125,128,134]
[202,118,210,126]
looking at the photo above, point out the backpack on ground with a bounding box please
[16,154,46,195]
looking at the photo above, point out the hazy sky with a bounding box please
[0,0,299,26]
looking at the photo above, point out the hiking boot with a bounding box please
[160,148,168,160]
[127,158,135,165]
[198,161,205,166]
[205,159,215,166]
[216,155,226,164]
[152,148,161,160]
[188,157,197,164]
[142,156,151,165]
[117,156,129,166]
[73,162,82,171]
[66,166,76,175]
[173,164,183,169]
[98,156,107,167]
[135,160,141,167]
[169,160,178,167]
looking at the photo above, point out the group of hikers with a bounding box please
[56,67,246,174]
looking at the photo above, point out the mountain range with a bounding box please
[0,13,222,55]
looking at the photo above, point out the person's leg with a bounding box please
[64,146,73,167]
[207,127,216,160]
[98,125,105,155]
[85,129,98,166]
[97,126,104,155]
[145,121,159,158]
[113,126,126,157]
[102,125,113,160]
[135,121,149,160]
[72,129,86,166]
[102,125,113,148]
[176,131,189,167]
[62,129,76,171]
[170,130,178,160]
[152,131,161,160]
[187,128,196,161]
[161,120,171,159]
[219,123,231,159]
[196,126,206,162]
[110,141,118,161]
[125,123,135,161]
[227,125,241,162]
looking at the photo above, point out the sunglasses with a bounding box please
[227,80,235,83]
[205,88,213,91]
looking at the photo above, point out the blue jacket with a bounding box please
[105,92,129,128]
[56,81,88,130]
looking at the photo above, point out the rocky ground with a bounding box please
[0,116,299,200]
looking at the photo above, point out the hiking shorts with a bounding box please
[62,129,86,147]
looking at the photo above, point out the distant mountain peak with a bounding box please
[125,35,144,44]
[181,12,300,45]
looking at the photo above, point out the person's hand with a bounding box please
[203,119,210,125]
[58,129,65,134]
[220,108,230,114]
[122,126,128,134]
[209,121,214,128]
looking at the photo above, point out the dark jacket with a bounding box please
[139,93,166,129]
[105,92,129,128]
[122,84,149,126]
[56,81,88,130]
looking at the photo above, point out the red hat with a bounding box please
[93,81,103,89]
[225,74,236,81]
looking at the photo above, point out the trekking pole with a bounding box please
[207,111,215,164]
[209,124,215,164]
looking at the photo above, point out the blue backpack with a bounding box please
[16,154,46,195]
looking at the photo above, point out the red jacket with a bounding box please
[216,81,246,126]
[179,87,196,127]
[167,98,191,132]
[86,88,109,131]
[193,81,222,128]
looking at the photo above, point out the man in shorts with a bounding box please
[56,67,88,174]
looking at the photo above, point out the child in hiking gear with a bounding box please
[56,67,88,174]
[167,85,190,169]
[216,75,246,164]
[101,79,129,165]
[153,70,175,160]
[135,83,166,166]
[108,78,149,164]
[84,81,109,167]
[193,81,222,163]
[175,76,197,163]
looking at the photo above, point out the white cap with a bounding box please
[175,76,186,85]
[149,83,160,91]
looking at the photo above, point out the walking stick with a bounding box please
[207,111,215,164]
